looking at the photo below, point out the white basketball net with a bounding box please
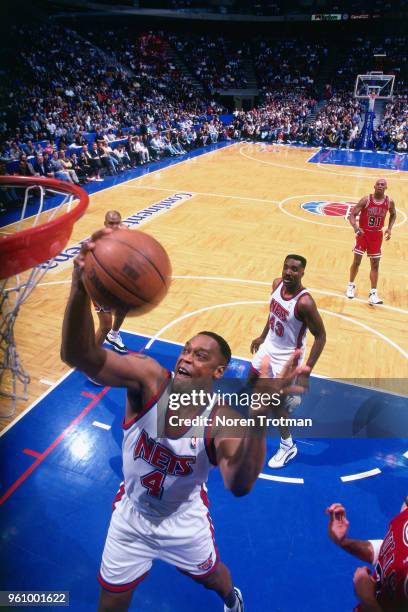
[0,181,82,418]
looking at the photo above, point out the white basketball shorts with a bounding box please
[98,488,219,592]
[251,342,287,377]
[250,343,303,413]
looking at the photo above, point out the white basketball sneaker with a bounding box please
[106,331,128,353]
[346,283,356,299]
[224,587,244,612]
[368,290,383,305]
[268,441,298,469]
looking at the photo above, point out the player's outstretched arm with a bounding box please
[215,352,309,496]
[61,230,166,391]
[349,197,368,235]
[326,503,375,563]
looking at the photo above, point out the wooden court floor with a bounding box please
[1,143,407,427]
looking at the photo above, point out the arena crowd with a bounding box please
[1,23,407,211]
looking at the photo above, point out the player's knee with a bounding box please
[371,259,380,269]
[98,587,133,612]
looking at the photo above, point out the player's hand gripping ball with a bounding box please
[82,229,172,314]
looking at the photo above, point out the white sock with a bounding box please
[109,330,119,338]
[370,289,377,293]
[281,435,293,448]
[225,595,240,612]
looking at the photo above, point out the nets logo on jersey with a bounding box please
[301,201,356,218]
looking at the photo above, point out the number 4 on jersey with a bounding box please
[141,469,165,498]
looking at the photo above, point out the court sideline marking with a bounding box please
[0,385,110,505]
[259,474,304,484]
[317,159,401,178]
[123,183,280,205]
[0,369,74,437]
[239,143,408,181]
[340,468,382,483]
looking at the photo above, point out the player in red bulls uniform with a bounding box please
[327,500,408,611]
[346,178,396,305]
[61,229,308,612]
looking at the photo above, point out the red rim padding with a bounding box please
[0,176,89,279]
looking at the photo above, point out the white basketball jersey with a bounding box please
[122,376,217,519]
[262,280,309,365]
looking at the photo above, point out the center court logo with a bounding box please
[43,192,193,272]
[301,200,356,218]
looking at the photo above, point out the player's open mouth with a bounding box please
[176,366,191,377]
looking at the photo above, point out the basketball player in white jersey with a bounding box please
[249,254,326,469]
[61,231,309,612]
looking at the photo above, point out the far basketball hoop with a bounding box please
[354,73,395,102]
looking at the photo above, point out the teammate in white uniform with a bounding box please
[250,254,326,469]
[61,231,309,612]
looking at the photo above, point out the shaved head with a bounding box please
[104,210,122,229]
[375,178,387,189]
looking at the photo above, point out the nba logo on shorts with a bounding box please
[301,201,356,218]
[197,553,214,571]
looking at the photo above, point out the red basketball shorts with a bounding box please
[353,230,383,258]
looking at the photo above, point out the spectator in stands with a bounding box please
[16,153,36,177]
[84,144,104,181]
[170,130,186,154]
[125,136,139,167]
[0,161,21,211]
[24,140,36,156]
[58,151,80,184]
[33,154,48,177]
[72,133,88,148]
[69,153,88,184]
[49,151,75,183]
[78,151,93,180]
[114,144,132,170]
[98,142,119,175]
[133,136,150,164]
[149,133,164,160]
[8,142,23,161]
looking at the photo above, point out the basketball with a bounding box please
[82,229,172,314]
